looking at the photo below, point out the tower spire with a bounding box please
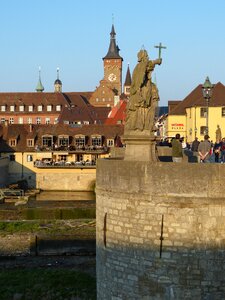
[103,23,123,60]
[36,66,44,92]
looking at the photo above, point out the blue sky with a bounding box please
[0,0,225,105]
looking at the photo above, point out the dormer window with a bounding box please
[56,105,61,111]
[1,105,6,112]
[37,105,43,112]
[47,105,52,112]
[19,105,24,112]
[28,105,33,112]
[58,135,69,146]
[75,135,85,147]
[10,105,15,112]
[107,139,114,147]
[27,139,34,147]
[9,139,17,147]
[91,135,102,147]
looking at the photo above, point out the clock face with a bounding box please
[108,73,117,82]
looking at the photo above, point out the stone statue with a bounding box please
[125,49,162,132]
[216,125,222,141]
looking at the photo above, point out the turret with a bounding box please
[54,67,62,93]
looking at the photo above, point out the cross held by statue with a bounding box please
[154,42,166,59]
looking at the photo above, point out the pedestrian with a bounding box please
[220,138,225,163]
[171,133,183,162]
[198,134,211,163]
[191,137,200,162]
[213,139,222,163]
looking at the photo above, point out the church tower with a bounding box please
[102,24,123,96]
[89,24,123,107]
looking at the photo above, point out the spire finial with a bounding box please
[112,13,114,25]
[57,67,59,80]
[36,66,44,92]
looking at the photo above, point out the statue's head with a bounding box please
[137,50,148,62]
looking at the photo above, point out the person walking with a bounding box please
[198,134,211,163]
[171,133,183,162]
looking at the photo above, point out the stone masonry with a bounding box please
[96,159,225,299]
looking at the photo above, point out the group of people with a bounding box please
[171,132,225,163]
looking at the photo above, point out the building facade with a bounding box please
[167,82,225,143]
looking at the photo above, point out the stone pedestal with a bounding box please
[123,130,158,161]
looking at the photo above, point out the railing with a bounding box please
[34,160,96,168]
[35,145,109,153]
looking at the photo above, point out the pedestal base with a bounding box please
[123,132,158,162]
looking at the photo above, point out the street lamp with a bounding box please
[202,76,213,135]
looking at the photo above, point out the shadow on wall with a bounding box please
[96,243,225,299]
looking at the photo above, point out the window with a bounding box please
[83,121,89,125]
[1,105,6,112]
[200,107,207,118]
[10,105,15,112]
[47,105,52,112]
[9,117,14,124]
[200,126,207,135]
[75,135,85,147]
[9,139,17,147]
[9,154,15,161]
[42,135,53,147]
[37,105,43,112]
[1,118,5,124]
[18,117,23,124]
[27,117,32,124]
[91,135,102,147]
[36,117,41,124]
[56,105,61,111]
[27,155,33,162]
[54,118,58,124]
[45,117,50,124]
[222,107,225,117]
[28,105,33,112]
[107,139,114,147]
[27,139,34,147]
[58,136,69,146]
[19,105,24,112]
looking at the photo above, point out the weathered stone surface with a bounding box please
[96,160,225,299]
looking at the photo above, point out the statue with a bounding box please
[125,49,162,132]
[216,125,222,141]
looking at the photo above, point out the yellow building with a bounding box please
[167,82,225,143]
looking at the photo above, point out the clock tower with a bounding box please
[103,24,123,96]
[89,24,123,108]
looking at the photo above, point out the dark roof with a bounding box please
[103,25,123,60]
[169,82,225,115]
[54,79,62,85]
[124,65,132,86]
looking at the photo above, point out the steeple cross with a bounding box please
[154,42,167,59]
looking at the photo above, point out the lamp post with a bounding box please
[202,76,213,135]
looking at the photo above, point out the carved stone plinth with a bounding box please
[123,130,158,162]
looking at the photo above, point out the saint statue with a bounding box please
[216,125,222,141]
[125,49,162,132]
